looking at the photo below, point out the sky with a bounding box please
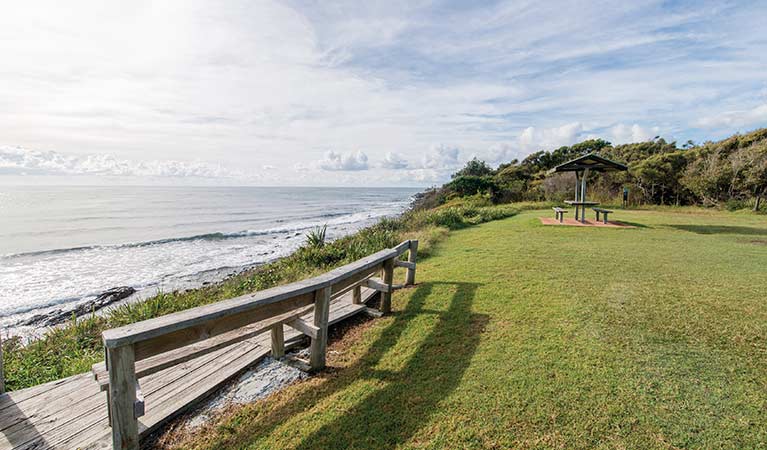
[1,0,766,186]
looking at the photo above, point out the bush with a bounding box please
[305,225,328,248]
[447,175,497,197]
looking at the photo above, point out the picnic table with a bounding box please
[564,200,600,223]
[547,153,628,224]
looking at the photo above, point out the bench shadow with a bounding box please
[200,281,486,449]
[0,395,48,449]
[296,281,486,449]
[615,220,649,229]
[668,224,767,236]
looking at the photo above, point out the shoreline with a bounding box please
[1,197,423,340]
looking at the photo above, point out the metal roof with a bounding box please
[548,153,628,174]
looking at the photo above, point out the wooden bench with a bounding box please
[94,239,418,450]
[552,207,568,222]
[592,207,613,223]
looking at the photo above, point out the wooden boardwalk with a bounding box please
[0,288,377,450]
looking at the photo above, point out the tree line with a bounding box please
[419,128,767,211]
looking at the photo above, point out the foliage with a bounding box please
[422,128,767,210]
[164,209,767,449]
[450,157,495,179]
[304,225,327,249]
[446,175,497,197]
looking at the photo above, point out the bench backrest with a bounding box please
[101,239,418,450]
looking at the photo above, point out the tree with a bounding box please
[447,175,497,197]
[738,142,767,211]
[633,151,689,205]
[451,158,495,179]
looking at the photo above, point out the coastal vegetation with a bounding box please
[418,127,767,211]
[1,200,519,391]
[160,208,767,449]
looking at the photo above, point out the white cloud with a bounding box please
[421,145,461,170]
[518,122,585,152]
[318,150,369,171]
[696,104,767,129]
[0,146,241,179]
[609,123,661,144]
[0,1,765,186]
[380,152,409,170]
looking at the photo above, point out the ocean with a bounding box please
[0,186,418,328]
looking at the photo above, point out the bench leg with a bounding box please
[603,214,609,224]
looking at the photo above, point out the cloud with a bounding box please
[0,146,242,178]
[421,145,461,170]
[1,1,766,186]
[380,152,409,170]
[696,104,767,129]
[318,150,369,171]
[518,122,585,152]
[609,123,661,144]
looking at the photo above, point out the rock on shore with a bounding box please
[18,286,136,327]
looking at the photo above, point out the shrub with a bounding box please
[305,225,328,248]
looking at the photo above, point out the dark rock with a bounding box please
[93,286,136,304]
[17,286,136,328]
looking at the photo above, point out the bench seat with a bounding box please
[552,207,568,222]
[93,307,314,391]
[592,207,614,223]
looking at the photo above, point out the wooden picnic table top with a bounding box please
[564,200,600,206]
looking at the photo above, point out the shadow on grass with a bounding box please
[206,281,486,450]
[668,224,767,236]
[615,220,650,229]
[296,281,486,449]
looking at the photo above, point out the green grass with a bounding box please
[1,202,520,391]
[167,208,767,449]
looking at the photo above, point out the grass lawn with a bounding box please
[168,208,767,449]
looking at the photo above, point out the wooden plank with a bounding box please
[102,246,403,349]
[352,285,362,304]
[0,333,5,394]
[366,277,391,293]
[94,306,310,388]
[137,340,270,438]
[405,239,418,286]
[0,373,89,411]
[381,258,395,314]
[0,374,96,431]
[363,307,384,318]
[0,384,106,450]
[331,303,367,322]
[286,318,319,340]
[330,266,380,299]
[394,260,415,270]
[132,292,314,361]
[270,325,285,358]
[7,400,108,450]
[309,287,330,371]
[107,345,139,450]
[1,347,230,450]
[0,284,382,450]
[393,239,411,255]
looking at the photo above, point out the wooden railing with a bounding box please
[0,333,4,394]
[100,240,417,450]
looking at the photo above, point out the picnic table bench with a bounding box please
[592,207,613,223]
[552,207,568,223]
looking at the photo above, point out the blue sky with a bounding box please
[1,0,765,186]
